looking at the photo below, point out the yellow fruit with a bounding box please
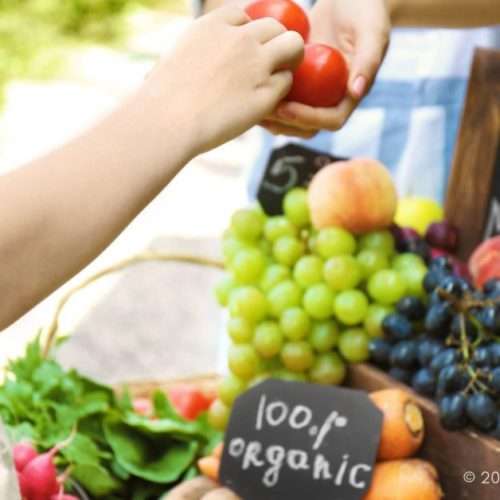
[395,197,443,235]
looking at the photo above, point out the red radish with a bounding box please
[50,495,79,500]
[17,471,29,499]
[20,449,60,500]
[133,397,154,417]
[13,442,38,472]
[169,386,214,420]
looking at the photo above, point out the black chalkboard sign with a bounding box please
[257,144,345,216]
[219,379,382,500]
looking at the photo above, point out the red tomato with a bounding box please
[288,44,348,107]
[245,0,310,41]
[169,385,214,421]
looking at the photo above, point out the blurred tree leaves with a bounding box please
[0,0,178,106]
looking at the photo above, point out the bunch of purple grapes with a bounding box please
[370,255,500,439]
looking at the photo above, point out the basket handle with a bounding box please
[43,251,224,357]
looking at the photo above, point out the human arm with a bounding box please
[0,6,303,329]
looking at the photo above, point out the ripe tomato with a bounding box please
[245,0,310,41]
[288,44,348,107]
[169,385,215,420]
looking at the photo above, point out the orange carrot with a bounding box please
[370,388,424,460]
[212,443,224,460]
[363,459,443,500]
[197,456,220,482]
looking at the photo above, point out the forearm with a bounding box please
[0,87,193,328]
[388,0,500,27]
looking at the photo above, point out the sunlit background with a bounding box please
[0,0,258,373]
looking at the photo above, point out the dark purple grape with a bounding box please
[390,341,418,369]
[396,296,426,321]
[439,393,468,431]
[406,239,430,261]
[438,275,466,298]
[412,368,436,397]
[483,278,500,298]
[388,367,413,385]
[436,364,470,398]
[429,256,454,273]
[450,314,477,339]
[478,307,500,334]
[424,302,453,336]
[430,348,460,374]
[417,338,444,366]
[489,367,500,394]
[369,339,392,367]
[425,222,459,252]
[423,269,449,294]
[489,343,500,365]
[466,393,498,432]
[390,225,419,252]
[472,346,492,368]
[382,313,413,342]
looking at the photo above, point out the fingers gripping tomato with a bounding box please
[288,44,348,107]
[245,0,310,41]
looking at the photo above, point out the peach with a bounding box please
[308,158,397,234]
[469,236,500,288]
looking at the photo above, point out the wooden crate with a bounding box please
[348,364,500,500]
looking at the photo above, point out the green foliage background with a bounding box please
[0,0,183,105]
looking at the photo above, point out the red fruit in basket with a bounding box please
[245,0,310,41]
[425,221,459,252]
[132,397,154,417]
[50,495,79,500]
[20,450,59,500]
[288,44,348,107]
[13,442,38,472]
[429,247,449,260]
[169,386,214,421]
[469,236,500,288]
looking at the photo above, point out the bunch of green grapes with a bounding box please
[208,188,428,430]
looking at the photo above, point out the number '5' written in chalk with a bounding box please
[262,156,304,194]
[256,395,348,450]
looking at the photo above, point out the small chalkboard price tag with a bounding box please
[219,379,382,500]
[257,144,345,216]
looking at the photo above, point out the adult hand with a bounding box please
[263,0,391,137]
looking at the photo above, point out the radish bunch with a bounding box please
[13,442,78,500]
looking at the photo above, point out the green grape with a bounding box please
[364,304,394,338]
[308,232,318,253]
[293,255,324,288]
[208,398,230,430]
[264,216,297,242]
[303,283,334,320]
[231,248,265,284]
[267,280,302,317]
[260,356,282,373]
[254,321,283,358]
[399,265,427,298]
[316,228,356,258]
[273,236,304,267]
[280,307,311,340]
[249,373,272,387]
[215,274,236,306]
[273,370,308,382]
[229,286,268,322]
[358,230,395,256]
[333,290,369,325]
[227,317,254,343]
[231,208,263,241]
[218,375,247,406]
[309,352,346,385]
[222,236,251,265]
[392,253,426,271]
[283,188,310,227]
[309,320,339,352]
[259,239,273,256]
[338,328,370,362]
[281,341,315,372]
[367,269,407,305]
[323,255,362,291]
[228,344,260,379]
[260,264,291,292]
[356,249,389,279]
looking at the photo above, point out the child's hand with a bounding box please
[141,6,304,156]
